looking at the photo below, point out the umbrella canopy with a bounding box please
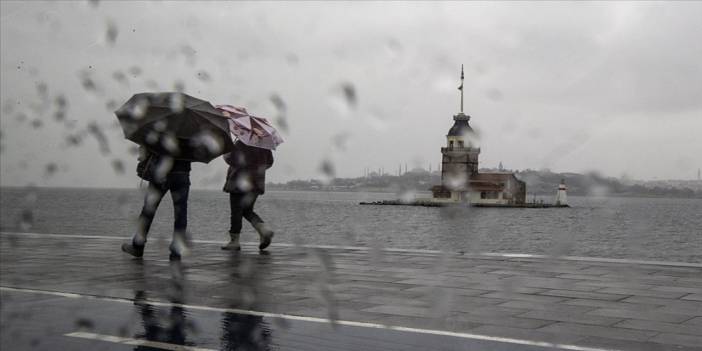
[216,105,284,150]
[115,93,234,163]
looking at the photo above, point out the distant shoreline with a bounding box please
[1,186,700,200]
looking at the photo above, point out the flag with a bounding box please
[458,84,463,91]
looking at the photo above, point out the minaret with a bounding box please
[555,179,568,206]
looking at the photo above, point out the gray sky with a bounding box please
[1,1,701,188]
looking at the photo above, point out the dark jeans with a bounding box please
[137,173,190,240]
[229,193,263,234]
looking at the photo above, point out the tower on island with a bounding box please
[431,65,526,205]
[555,179,568,206]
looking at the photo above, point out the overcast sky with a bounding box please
[1,1,701,188]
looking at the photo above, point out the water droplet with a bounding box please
[75,318,94,331]
[328,82,357,116]
[161,133,180,154]
[79,73,98,92]
[55,95,68,109]
[54,110,66,121]
[30,119,43,129]
[445,172,468,191]
[191,130,223,154]
[18,209,33,231]
[87,122,110,154]
[169,93,184,112]
[128,66,142,77]
[36,82,48,98]
[66,134,82,146]
[145,131,159,145]
[128,97,149,119]
[174,80,185,93]
[270,94,286,113]
[398,190,417,204]
[45,163,58,176]
[153,157,174,182]
[112,159,125,174]
[235,173,253,192]
[319,159,335,183]
[105,99,118,111]
[196,70,211,82]
[180,45,197,66]
[331,132,350,151]
[486,88,503,101]
[106,21,118,46]
[112,71,128,85]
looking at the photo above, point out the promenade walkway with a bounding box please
[1,232,701,351]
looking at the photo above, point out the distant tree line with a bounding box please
[268,169,702,199]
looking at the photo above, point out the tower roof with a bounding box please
[447,113,473,136]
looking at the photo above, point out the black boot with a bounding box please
[121,241,144,258]
[254,222,274,251]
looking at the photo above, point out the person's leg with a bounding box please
[123,182,166,257]
[241,193,263,226]
[241,193,274,250]
[222,193,244,250]
[168,174,190,258]
[136,182,167,244]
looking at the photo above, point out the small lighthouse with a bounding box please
[555,179,568,206]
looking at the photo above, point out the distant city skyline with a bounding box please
[1,1,701,188]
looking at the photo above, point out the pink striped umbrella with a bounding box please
[215,105,284,150]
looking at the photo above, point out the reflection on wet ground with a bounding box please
[2,288,560,351]
[2,233,702,351]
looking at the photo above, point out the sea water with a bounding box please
[1,187,701,263]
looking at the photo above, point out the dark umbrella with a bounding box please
[115,92,233,163]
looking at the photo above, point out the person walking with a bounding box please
[122,147,192,259]
[221,140,275,251]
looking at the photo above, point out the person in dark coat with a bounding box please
[221,140,275,251]
[122,147,192,259]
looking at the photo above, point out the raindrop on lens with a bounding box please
[75,318,95,331]
[18,209,33,231]
[105,20,118,46]
[111,159,125,174]
[130,98,148,119]
[169,93,184,112]
[161,134,180,154]
[128,66,142,77]
[319,159,335,183]
[174,81,185,93]
[153,120,167,132]
[196,70,211,82]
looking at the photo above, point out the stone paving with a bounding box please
[1,233,702,351]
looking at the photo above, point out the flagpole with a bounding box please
[460,64,464,114]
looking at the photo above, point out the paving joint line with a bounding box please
[3,231,701,268]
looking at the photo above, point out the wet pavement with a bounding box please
[1,232,702,351]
